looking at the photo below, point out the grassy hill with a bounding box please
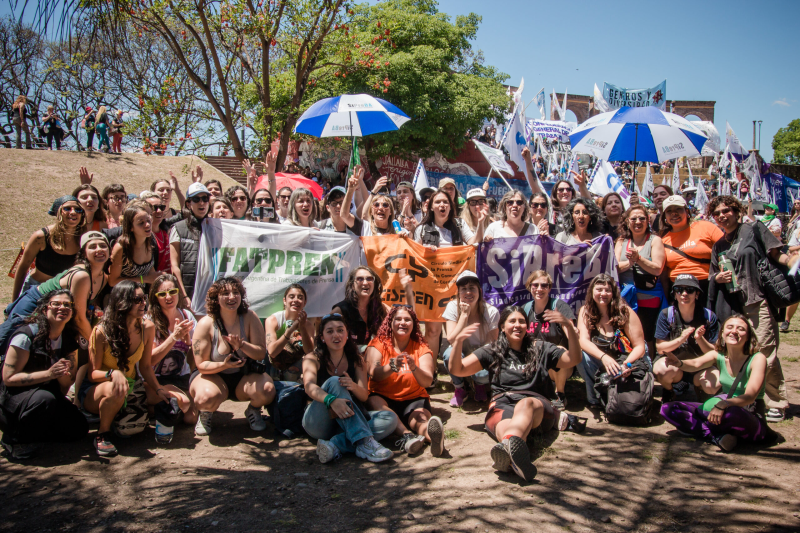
[0,149,240,303]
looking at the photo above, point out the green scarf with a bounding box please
[762,204,779,223]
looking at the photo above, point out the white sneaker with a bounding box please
[355,437,393,463]
[317,439,342,464]
[765,408,785,422]
[427,416,445,457]
[245,404,267,431]
[195,411,213,436]
[395,433,425,454]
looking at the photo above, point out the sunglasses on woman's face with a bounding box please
[152,204,167,212]
[530,202,547,209]
[62,206,84,214]
[231,195,248,202]
[372,202,391,209]
[468,199,486,207]
[674,287,697,295]
[628,216,647,222]
[507,200,526,206]
[189,195,210,204]
[355,276,375,283]
[132,295,148,305]
[530,283,550,289]
[155,288,180,298]
[253,197,273,205]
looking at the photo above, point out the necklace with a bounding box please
[330,354,346,375]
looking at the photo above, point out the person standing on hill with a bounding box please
[12,95,32,149]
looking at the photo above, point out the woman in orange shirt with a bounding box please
[659,195,723,299]
[366,306,444,457]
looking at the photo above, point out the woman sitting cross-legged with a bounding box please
[302,313,397,463]
[366,306,445,457]
[447,305,582,482]
[189,276,275,436]
[442,270,499,407]
[0,290,88,460]
[661,315,771,452]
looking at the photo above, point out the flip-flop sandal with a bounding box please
[558,412,587,433]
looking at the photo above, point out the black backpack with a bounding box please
[265,381,307,438]
[593,355,655,426]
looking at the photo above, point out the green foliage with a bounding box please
[772,119,800,164]
[300,0,510,160]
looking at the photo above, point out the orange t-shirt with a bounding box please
[367,338,431,401]
[662,221,724,280]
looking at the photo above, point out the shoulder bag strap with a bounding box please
[726,353,754,400]
[663,244,711,264]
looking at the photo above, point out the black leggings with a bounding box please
[46,128,63,149]
[0,387,89,444]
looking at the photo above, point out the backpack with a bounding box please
[265,381,307,438]
[521,298,559,316]
[594,366,655,426]
[666,306,713,356]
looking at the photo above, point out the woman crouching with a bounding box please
[448,306,582,481]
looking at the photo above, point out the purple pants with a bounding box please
[660,400,767,442]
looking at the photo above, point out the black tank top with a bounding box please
[334,299,369,345]
[36,227,78,277]
[316,354,351,385]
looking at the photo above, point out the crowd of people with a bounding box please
[0,147,793,483]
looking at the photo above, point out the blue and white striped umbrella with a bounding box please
[569,106,708,163]
[294,94,410,138]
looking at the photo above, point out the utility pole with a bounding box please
[758,121,763,151]
[753,120,757,150]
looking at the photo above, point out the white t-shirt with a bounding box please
[484,220,539,240]
[756,215,782,234]
[414,219,474,247]
[441,300,500,355]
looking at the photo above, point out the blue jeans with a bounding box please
[0,285,42,354]
[442,346,490,389]
[578,348,652,405]
[301,377,397,453]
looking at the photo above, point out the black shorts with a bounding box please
[484,392,555,438]
[371,394,432,428]
[189,370,243,401]
[156,374,191,394]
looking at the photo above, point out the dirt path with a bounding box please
[2,345,799,533]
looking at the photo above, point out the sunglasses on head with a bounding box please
[321,313,344,321]
[62,205,84,214]
[189,195,210,204]
[674,287,697,295]
[155,288,180,298]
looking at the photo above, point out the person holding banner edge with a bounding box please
[447,306,582,482]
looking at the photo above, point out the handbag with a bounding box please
[754,226,800,308]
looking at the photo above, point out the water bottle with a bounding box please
[392,220,403,233]
[718,253,740,292]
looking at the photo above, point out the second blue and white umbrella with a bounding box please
[568,106,708,163]
[294,93,410,138]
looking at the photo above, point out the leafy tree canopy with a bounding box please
[772,118,800,164]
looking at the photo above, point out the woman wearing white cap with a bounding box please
[658,195,723,298]
[441,270,499,406]
[484,190,539,241]
[460,188,491,236]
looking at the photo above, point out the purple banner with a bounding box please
[477,235,618,315]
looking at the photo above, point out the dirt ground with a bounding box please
[1,339,799,533]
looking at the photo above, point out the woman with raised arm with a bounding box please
[484,190,539,241]
[576,275,647,407]
[460,188,492,236]
[11,195,87,302]
[250,188,280,224]
[0,290,87,459]
[554,198,605,246]
[661,315,770,452]
[189,277,274,436]
[144,274,198,443]
[341,168,399,236]
[265,284,316,381]
[319,186,348,232]
[442,270,499,406]
[81,282,171,457]
[448,305,582,481]
[151,173,186,217]
[243,151,278,203]
[396,180,423,227]
[302,314,396,464]
[109,203,160,287]
[366,306,444,457]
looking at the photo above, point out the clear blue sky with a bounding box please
[435,0,798,161]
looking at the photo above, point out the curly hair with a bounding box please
[582,274,629,334]
[561,197,606,235]
[101,281,144,374]
[343,266,386,336]
[205,276,249,321]
[313,314,364,376]
[616,205,651,242]
[485,306,544,380]
[148,274,188,341]
[23,289,77,362]
[498,190,529,223]
[715,314,759,356]
[705,195,743,220]
[224,185,251,215]
[374,306,427,348]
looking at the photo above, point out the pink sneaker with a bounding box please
[450,387,467,407]
[474,384,489,402]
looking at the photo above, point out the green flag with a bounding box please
[346,136,360,180]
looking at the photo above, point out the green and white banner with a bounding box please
[192,219,362,317]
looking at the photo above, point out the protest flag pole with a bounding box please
[630,123,639,193]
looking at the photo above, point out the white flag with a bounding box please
[535,88,546,120]
[695,179,710,214]
[560,89,568,121]
[566,153,579,187]
[662,168,669,186]
[687,163,695,187]
[503,79,528,178]
[672,163,681,192]
[642,163,655,198]
[473,139,514,176]
[593,83,611,113]
[589,160,631,209]
[726,122,749,156]
[722,178,731,196]
[551,90,563,120]
[412,158,430,201]
[634,176,642,197]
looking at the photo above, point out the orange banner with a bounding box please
[7,243,33,279]
[361,235,476,322]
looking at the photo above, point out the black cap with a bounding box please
[672,274,702,293]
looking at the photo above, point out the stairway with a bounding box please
[203,156,249,186]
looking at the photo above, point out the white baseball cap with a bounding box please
[187,182,211,198]
[465,188,486,200]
